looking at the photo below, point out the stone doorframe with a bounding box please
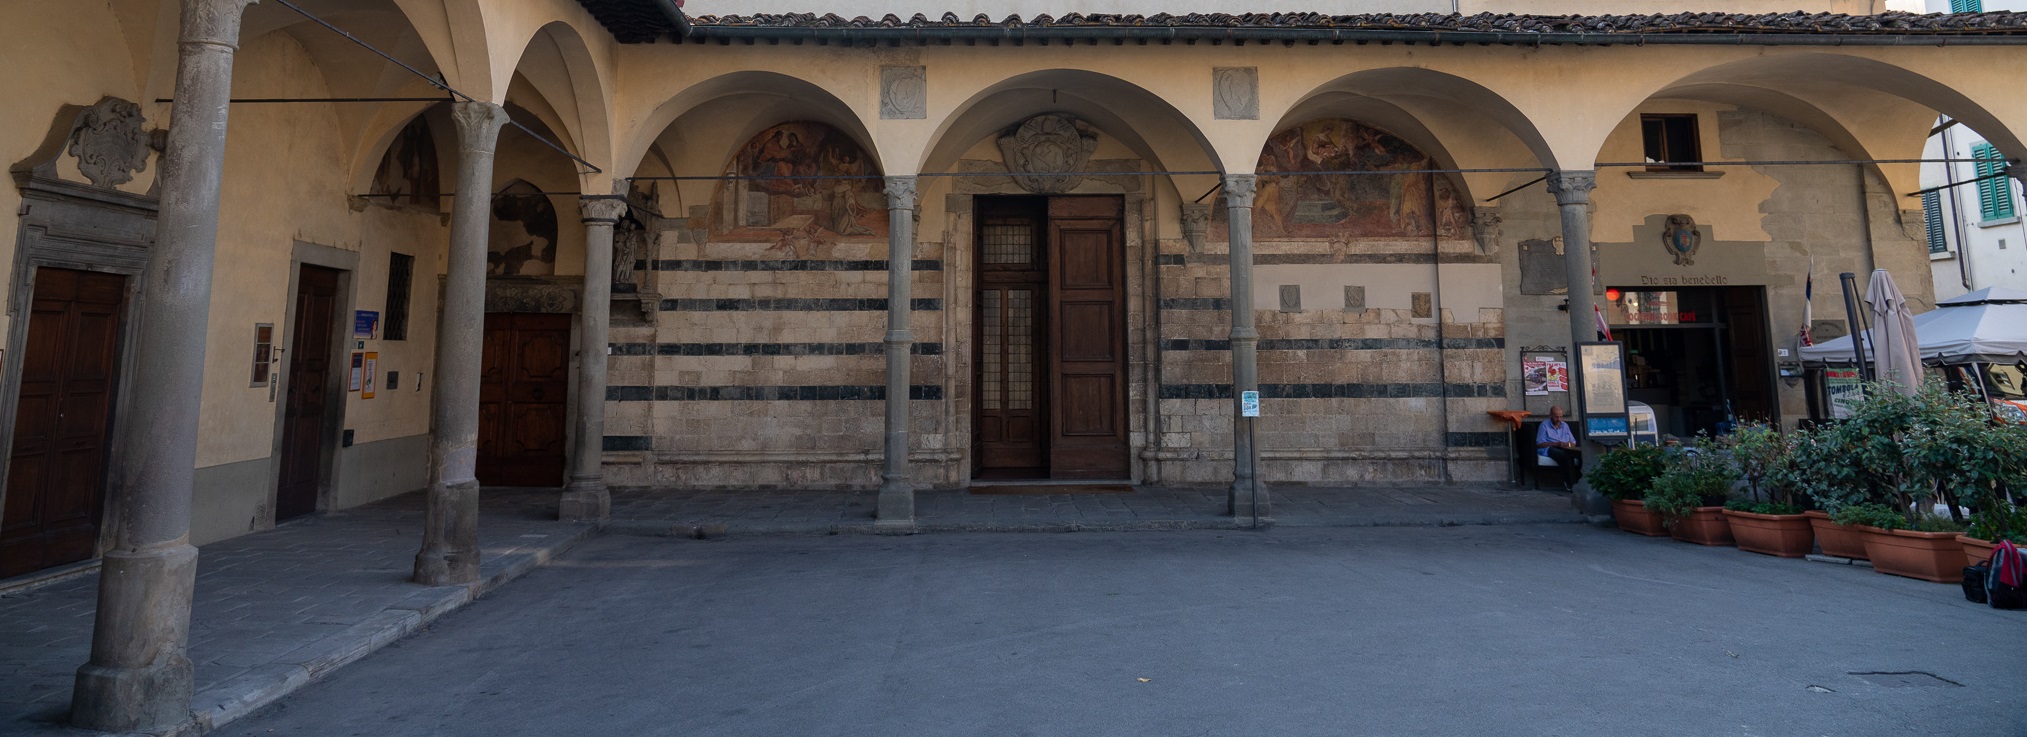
[475,275,585,487]
[0,177,158,561]
[940,188,1156,486]
[259,242,360,528]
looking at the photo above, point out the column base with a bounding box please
[558,477,609,522]
[412,480,481,586]
[71,544,199,733]
[1228,480,1273,529]
[1570,480,1610,516]
[876,477,914,526]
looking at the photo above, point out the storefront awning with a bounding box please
[1800,287,2027,368]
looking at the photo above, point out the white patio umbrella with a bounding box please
[1866,269,1922,397]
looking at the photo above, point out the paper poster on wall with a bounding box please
[362,352,377,399]
[349,352,363,392]
[353,310,379,339]
[1523,356,1569,396]
[1825,368,1862,419]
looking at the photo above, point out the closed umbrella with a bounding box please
[1866,269,1922,396]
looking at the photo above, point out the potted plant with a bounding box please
[1834,503,1970,583]
[1590,445,1668,536]
[1962,501,2027,567]
[1721,422,1815,558]
[1647,438,1738,546]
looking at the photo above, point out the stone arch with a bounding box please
[616,71,876,184]
[500,19,614,185]
[920,68,1223,180]
[706,121,888,256]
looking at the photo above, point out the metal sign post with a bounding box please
[1240,390,1263,528]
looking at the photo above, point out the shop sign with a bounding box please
[1825,368,1862,419]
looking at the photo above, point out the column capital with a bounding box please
[884,176,919,211]
[449,101,510,148]
[1546,170,1597,205]
[1222,174,1258,208]
[181,0,261,46]
[580,195,627,223]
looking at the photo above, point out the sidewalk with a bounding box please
[1,482,1574,736]
[606,484,1582,536]
[0,488,594,737]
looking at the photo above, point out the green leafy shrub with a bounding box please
[1793,380,2027,525]
[1724,421,1797,508]
[1646,441,1739,524]
[1589,445,1668,501]
[1911,515,1967,534]
[1724,499,1800,515]
[1968,502,2027,543]
[1832,503,1905,530]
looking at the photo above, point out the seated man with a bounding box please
[1536,405,1582,484]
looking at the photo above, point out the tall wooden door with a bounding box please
[478,313,570,487]
[1724,286,1777,423]
[1,268,125,578]
[1047,197,1129,478]
[974,198,1049,477]
[276,265,341,522]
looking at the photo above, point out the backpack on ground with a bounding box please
[1987,540,2027,610]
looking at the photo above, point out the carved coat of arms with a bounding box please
[998,114,1098,195]
[1662,214,1702,266]
[67,98,150,189]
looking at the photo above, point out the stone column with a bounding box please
[70,0,258,731]
[413,102,510,585]
[1223,174,1268,523]
[560,194,627,521]
[1548,170,1607,515]
[877,177,918,529]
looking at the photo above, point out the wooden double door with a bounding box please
[2,268,126,578]
[973,196,1129,480]
[478,313,570,487]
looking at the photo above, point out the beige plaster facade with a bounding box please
[3,0,2024,554]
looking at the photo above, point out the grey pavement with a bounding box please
[607,484,1582,535]
[0,488,593,736]
[215,524,2025,737]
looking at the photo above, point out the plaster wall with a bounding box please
[682,1,1890,19]
[1923,130,2027,300]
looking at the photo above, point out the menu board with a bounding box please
[1578,342,1628,415]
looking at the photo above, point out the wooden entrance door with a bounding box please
[277,264,341,522]
[972,196,1128,480]
[1047,197,1128,478]
[974,198,1048,477]
[478,313,570,487]
[1,268,125,578]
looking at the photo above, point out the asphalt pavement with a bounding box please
[214,524,2027,737]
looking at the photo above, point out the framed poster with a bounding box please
[1576,342,1628,415]
[1523,356,1569,396]
[349,352,364,392]
[353,310,379,339]
[361,352,378,399]
[1825,368,1862,419]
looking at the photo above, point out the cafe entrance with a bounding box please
[1606,285,1778,438]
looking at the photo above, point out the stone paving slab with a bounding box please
[0,488,592,737]
[606,484,1583,537]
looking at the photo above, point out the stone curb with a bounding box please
[601,514,1588,539]
[170,523,597,737]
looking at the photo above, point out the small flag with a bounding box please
[1595,303,1614,342]
[1798,257,1815,347]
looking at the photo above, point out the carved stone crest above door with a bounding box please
[1661,214,1702,266]
[997,114,1099,195]
[67,98,151,189]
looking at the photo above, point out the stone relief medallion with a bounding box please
[880,66,927,120]
[1211,67,1259,121]
[1662,214,1702,266]
[997,114,1099,195]
[67,98,150,189]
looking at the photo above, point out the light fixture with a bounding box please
[1605,287,1623,302]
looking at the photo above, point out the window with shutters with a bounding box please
[1973,143,2017,222]
[1922,191,1948,254]
[1951,0,1983,13]
[1641,115,1703,172]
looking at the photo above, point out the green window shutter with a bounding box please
[1974,143,2016,221]
[1923,191,1947,254]
[1952,0,1984,12]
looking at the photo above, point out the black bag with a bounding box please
[1963,565,1990,604]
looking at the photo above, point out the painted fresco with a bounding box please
[372,116,441,210]
[712,122,885,258]
[489,180,559,276]
[1240,119,1468,240]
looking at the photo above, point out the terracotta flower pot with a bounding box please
[1668,507,1735,546]
[1805,510,1868,560]
[1856,526,1971,583]
[1960,535,1997,567]
[1723,510,1816,558]
[1611,499,1668,537]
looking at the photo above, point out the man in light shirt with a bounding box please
[1536,405,1581,485]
